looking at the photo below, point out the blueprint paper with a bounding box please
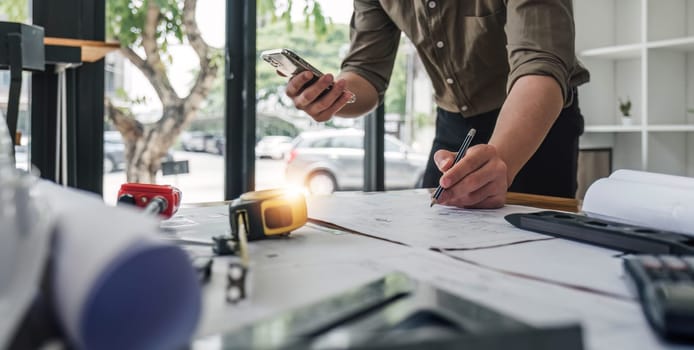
[306,190,547,249]
[162,204,231,242]
[444,239,628,298]
[192,225,664,350]
[583,170,694,236]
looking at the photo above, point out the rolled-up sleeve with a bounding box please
[341,0,401,104]
[505,0,578,105]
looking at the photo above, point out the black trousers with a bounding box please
[422,95,585,198]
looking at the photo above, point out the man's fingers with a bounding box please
[305,79,346,117]
[458,157,507,194]
[433,150,454,172]
[439,145,493,188]
[447,168,495,202]
[467,193,506,209]
[314,87,353,122]
[294,74,334,109]
[438,180,504,208]
[285,71,315,98]
[314,93,352,122]
[433,143,508,209]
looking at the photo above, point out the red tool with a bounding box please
[117,183,182,218]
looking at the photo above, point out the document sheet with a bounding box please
[306,190,549,249]
[443,239,628,298]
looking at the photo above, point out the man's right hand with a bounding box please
[284,71,355,122]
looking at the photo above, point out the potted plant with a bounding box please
[619,97,632,125]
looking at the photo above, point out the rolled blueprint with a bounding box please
[37,181,201,350]
[583,170,694,236]
[0,167,54,348]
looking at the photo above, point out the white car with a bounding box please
[255,135,294,160]
[285,129,427,195]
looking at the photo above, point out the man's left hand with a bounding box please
[433,144,508,209]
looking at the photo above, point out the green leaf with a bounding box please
[0,0,28,22]
[107,0,184,51]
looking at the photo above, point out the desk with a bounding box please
[173,191,674,350]
[44,37,119,63]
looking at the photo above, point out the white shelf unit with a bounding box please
[575,0,694,177]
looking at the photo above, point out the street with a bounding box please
[103,151,288,205]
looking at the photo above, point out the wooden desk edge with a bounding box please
[506,192,580,213]
[44,37,120,62]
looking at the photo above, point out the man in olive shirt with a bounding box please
[284,0,589,208]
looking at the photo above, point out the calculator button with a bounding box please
[623,255,694,339]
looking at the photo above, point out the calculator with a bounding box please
[624,255,694,341]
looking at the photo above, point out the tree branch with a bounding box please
[105,98,143,144]
[182,0,220,115]
[142,2,162,67]
[184,62,220,116]
[183,0,209,61]
[120,46,179,105]
[130,2,179,104]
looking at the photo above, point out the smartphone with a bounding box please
[260,48,356,103]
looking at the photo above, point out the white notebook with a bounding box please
[582,169,694,236]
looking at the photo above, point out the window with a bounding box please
[0,0,32,171]
[103,0,226,204]
[99,0,438,202]
[255,1,436,196]
[385,139,401,152]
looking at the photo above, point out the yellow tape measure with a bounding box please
[228,189,308,241]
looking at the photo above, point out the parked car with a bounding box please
[103,131,174,173]
[180,131,217,153]
[285,129,427,195]
[255,135,294,160]
[211,135,225,155]
[104,131,126,173]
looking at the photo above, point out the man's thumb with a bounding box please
[433,151,452,170]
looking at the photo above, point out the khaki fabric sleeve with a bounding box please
[340,0,401,104]
[505,0,577,106]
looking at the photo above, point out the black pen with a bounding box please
[430,128,476,207]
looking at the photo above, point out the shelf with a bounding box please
[584,125,694,133]
[576,0,694,177]
[647,124,694,132]
[647,37,694,52]
[584,125,643,133]
[582,37,694,59]
[580,43,642,60]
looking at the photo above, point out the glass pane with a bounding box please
[103,0,226,205]
[0,1,32,171]
[255,1,435,196]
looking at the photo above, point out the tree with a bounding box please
[0,0,27,22]
[106,0,219,182]
[107,0,328,182]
